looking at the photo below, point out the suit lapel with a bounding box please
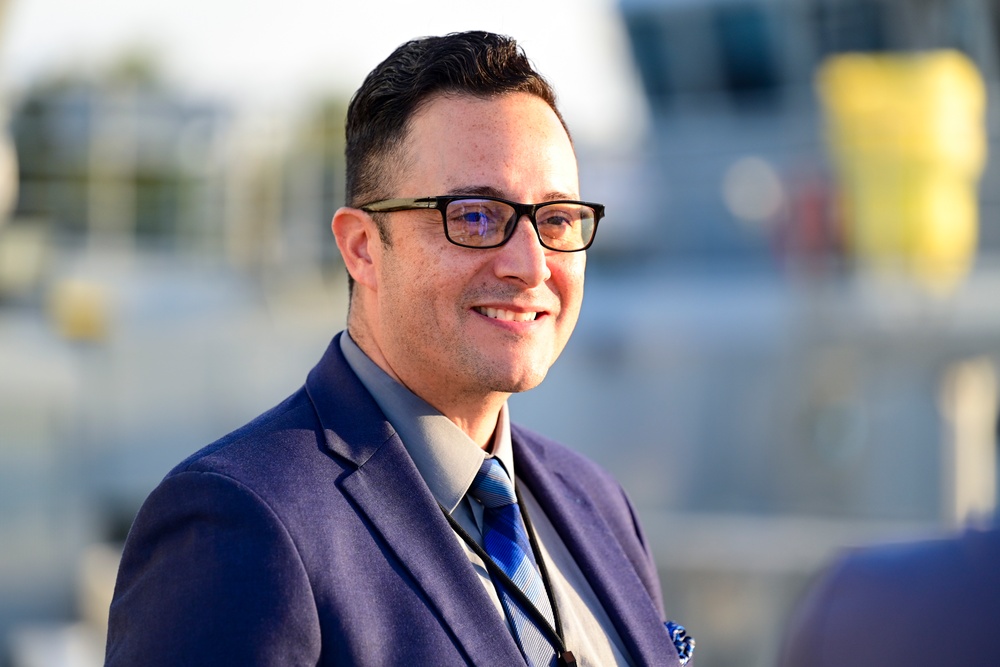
[513,434,680,667]
[305,336,525,666]
[339,438,525,666]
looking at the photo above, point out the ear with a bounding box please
[332,207,380,290]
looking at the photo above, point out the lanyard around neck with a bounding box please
[440,487,577,667]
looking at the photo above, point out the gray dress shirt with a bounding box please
[340,333,631,666]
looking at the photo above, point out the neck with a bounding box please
[438,396,507,450]
[347,321,507,450]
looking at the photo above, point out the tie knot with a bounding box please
[469,457,517,509]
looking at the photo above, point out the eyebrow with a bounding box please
[445,185,581,202]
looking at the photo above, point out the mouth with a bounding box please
[473,307,540,322]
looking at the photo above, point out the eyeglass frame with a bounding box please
[358,195,605,252]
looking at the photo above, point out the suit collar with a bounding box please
[305,333,394,468]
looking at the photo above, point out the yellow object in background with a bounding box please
[816,50,987,293]
[48,278,112,342]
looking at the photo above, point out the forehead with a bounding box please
[395,92,579,200]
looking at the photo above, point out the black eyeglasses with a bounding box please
[359,195,604,252]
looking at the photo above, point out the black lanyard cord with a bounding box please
[514,483,566,645]
[440,502,577,667]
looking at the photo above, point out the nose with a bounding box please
[493,214,551,287]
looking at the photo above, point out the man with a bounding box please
[106,31,692,666]
[779,520,1000,666]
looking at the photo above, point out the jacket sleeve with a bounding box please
[105,470,321,666]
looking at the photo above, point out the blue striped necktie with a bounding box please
[469,457,557,667]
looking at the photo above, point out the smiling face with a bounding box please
[351,92,585,425]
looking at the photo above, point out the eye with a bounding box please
[445,199,512,246]
[460,211,490,227]
[539,212,573,228]
[449,205,499,236]
[537,206,580,237]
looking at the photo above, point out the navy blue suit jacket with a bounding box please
[106,334,678,666]
[780,523,1000,667]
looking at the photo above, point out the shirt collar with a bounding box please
[339,331,514,513]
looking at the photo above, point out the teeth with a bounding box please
[476,307,538,322]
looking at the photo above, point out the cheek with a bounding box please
[392,247,461,325]
[553,256,586,306]
[381,238,444,293]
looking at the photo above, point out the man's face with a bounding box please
[365,92,585,408]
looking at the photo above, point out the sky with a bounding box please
[0,0,650,147]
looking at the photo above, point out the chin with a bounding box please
[490,365,550,394]
[468,347,559,394]
[497,379,543,395]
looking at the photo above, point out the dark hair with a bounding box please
[344,31,569,211]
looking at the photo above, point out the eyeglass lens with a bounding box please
[445,199,596,250]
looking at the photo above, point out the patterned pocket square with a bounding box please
[665,621,695,665]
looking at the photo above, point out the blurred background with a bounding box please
[1,0,999,665]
